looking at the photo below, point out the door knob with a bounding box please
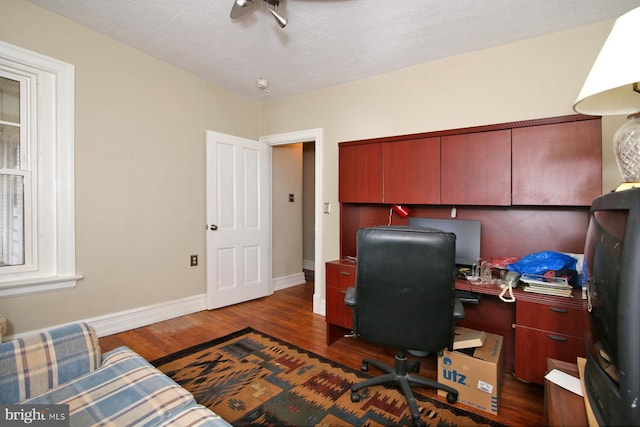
[209,224,218,231]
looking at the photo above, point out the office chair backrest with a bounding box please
[354,225,457,352]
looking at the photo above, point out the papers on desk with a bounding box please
[545,369,583,396]
[521,274,573,297]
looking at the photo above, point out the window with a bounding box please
[0,41,81,297]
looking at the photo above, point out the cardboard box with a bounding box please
[437,330,503,415]
[452,326,487,350]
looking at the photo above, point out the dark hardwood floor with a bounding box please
[99,281,545,426]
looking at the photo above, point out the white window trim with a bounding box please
[0,41,82,297]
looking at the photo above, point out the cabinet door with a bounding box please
[514,326,585,384]
[512,119,602,206]
[326,263,356,330]
[516,300,584,337]
[326,286,353,330]
[339,143,383,203]
[383,137,440,204]
[441,130,512,205]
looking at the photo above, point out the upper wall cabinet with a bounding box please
[511,119,602,206]
[339,114,602,207]
[441,130,512,206]
[339,143,383,203]
[383,137,440,204]
[339,137,441,204]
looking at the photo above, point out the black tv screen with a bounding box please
[583,188,640,426]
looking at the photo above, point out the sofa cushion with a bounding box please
[156,404,230,426]
[24,347,207,426]
[0,322,100,404]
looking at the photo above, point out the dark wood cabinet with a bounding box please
[545,359,589,426]
[340,137,440,204]
[383,137,440,204]
[512,119,602,206]
[339,143,383,203]
[339,114,601,208]
[334,114,599,372]
[514,296,586,384]
[441,130,512,206]
[326,260,357,344]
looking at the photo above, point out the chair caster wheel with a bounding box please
[413,418,426,427]
[360,362,368,372]
[411,362,420,373]
[351,391,361,402]
[446,392,458,404]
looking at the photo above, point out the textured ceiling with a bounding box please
[25,0,640,103]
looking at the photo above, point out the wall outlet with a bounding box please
[190,254,198,266]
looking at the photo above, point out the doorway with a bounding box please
[271,142,315,299]
[260,129,324,315]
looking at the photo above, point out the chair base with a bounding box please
[351,352,458,427]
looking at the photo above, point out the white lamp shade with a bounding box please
[573,7,640,115]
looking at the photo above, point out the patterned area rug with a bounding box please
[152,327,505,426]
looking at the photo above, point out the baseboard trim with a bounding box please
[273,272,306,291]
[6,294,208,341]
[9,275,315,340]
[87,294,207,337]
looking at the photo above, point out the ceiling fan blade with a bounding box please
[230,0,255,19]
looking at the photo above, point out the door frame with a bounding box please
[260,128,324,315]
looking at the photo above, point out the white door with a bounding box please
[206,131,271,309]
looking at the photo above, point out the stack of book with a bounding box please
[520,274,573,297]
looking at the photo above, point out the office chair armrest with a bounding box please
[453,297,465,320]
[345,286,356,306]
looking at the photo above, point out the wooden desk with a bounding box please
[456,280,586,383]
[325,260,586,383]
[544,358,588,426]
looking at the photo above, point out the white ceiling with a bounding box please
[26,0,640,103]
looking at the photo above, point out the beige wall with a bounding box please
[0,0,623,334]
[0,0,260,334]
[259,19,622,302]
[271,144,303,278]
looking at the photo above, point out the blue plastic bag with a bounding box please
[506,251,577,275]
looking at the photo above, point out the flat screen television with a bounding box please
[408,217,481,266]
[582,187,640,426]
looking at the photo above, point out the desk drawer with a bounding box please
[326,264,356,290]
[326,285,353,329]
[516,299,584,338]
[515,326,585,384]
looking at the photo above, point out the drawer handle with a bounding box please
[339,271,351,276]
[548,307,568,314]
[339,290,347,294]
[548,334,568,342]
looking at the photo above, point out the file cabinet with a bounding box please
[325,260,356,344]
[514,295,586,384]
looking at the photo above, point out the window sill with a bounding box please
[0,275,84,298]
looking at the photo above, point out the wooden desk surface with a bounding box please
[545,358,588,426]
[455,279,585,308]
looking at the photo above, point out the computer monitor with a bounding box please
[409,217,481,266]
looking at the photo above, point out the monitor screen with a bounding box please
[409,217,481,266]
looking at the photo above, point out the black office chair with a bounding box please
[345,225,464,426]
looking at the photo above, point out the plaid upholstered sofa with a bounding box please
[0,322,231,426]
